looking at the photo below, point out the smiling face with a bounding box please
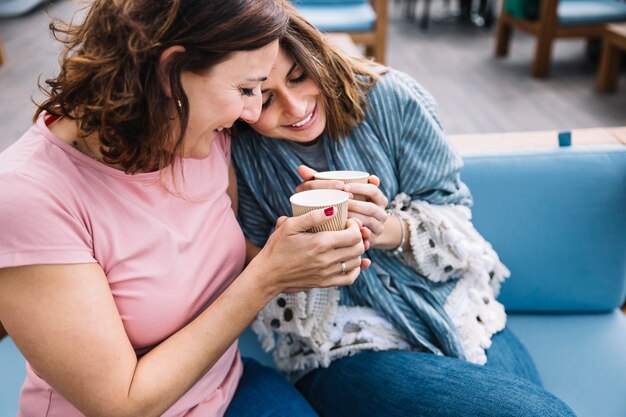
[178,40,279,159]
[248,48,327,143]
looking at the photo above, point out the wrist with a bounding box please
[240,256,281,307]
[371,212,405,251]
[388,212,406,256]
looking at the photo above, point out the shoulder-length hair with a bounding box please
[279,2,386,140]
[35,0,288,173]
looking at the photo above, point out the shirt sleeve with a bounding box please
[0,172,95,269]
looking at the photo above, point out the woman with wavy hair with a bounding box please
[232,4,576,417]
[0,1,368,416]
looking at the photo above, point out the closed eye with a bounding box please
[241,88,256,97]
[290,72,307,84]
[262,94,273,110]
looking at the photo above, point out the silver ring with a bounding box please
[340,261,347,274]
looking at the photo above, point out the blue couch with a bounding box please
[1,144,625,416]
[242,144,626,417]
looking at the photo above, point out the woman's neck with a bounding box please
[48,117,125,171]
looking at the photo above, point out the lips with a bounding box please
[291,111,313,127]
[284,104,317,131]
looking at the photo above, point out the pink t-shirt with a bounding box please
[0,114,246,417]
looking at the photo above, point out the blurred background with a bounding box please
[0,2,625,416]
[0,0,625,154]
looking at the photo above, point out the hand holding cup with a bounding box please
[251,204,370,295]
[296,165,389,247]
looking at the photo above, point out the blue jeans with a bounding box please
[296,327,576,417]
[224,357,318,417]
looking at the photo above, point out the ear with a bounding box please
[158,45,186,97]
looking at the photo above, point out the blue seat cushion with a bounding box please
[508,311,626,417]
[240,327,275,366]
[0,338,25,417]
[462,146,626,313]
[294,3,376,32]
[558,0,626,26]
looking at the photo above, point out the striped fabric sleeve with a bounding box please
[371,70,473,207]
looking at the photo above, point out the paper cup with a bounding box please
[290,189,349,232]
[314,170,369,200]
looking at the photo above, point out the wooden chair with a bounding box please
[596,23,626,92]
[294,0,388,63]
[495,0,626,78]
[350,0,388,62]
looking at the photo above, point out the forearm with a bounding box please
[0,263,275,417]
[120,268,274,417]
[371,214,411,253]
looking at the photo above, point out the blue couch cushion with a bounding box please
[462,146,626,313]
[294,3,376,32]
[240,327,275,366]
[558,0,626,26]
[0,338,25,417]
[508,311,626,417]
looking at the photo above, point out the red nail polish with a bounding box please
[324,207,334,216]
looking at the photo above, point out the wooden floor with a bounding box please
[0,0,625,152]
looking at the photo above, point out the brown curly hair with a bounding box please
[35,0,288,173]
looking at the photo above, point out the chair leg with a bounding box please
[405,0,417,20]
[420,0,432,29]
[372,0,388,64]
[480,0,495,28]
[531,0,558,78]
[0,35,5,66]
[495,17,512,57]
[532,34,554,78]
[596,41,621,93]
[374,41,386,63]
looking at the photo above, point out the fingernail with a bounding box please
[336,182,344,189]
[324,207,334,216]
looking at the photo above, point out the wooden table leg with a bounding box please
[596,39,621,93]
[0,34,5,66]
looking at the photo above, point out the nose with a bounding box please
[282,89,307,120]
[239,89,263,124]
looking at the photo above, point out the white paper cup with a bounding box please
[290,189,349,232]
[314,170,369,200]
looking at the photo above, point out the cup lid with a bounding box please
[290,189,349,207]
[314,170,369,181]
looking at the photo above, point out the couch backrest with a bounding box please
[461,145,626,313]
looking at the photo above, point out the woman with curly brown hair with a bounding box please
[0,1,368,416]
